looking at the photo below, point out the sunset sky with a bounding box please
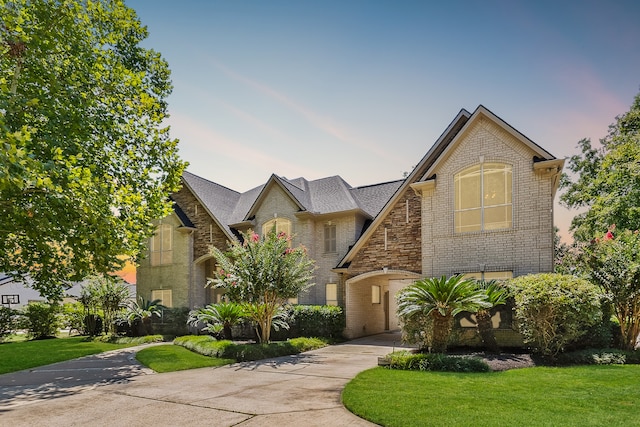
[126,0,639,255]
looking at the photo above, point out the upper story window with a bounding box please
[324,224,336,253]
[454,163,512,233]
[262,218,291,238]
[150,223,172,265]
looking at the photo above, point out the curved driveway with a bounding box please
[0,333,408,426]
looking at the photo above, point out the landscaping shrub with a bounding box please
[0,306,18,341]
[173,335,328,361]
[152,307,190,337]
[556,348,640,366]
[61,302,86,335]
[386,350,490,373]
[293,305,345,338]
[20,302,61,339]
[509,273,602,358]
[269,305,345,340]
[95,334,165,345]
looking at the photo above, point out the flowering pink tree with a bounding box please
[585,226,640,350]
[209,230,315,343]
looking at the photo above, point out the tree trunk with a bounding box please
[223,323,233,340]
[476,310,500,353]
[431,313,453,353]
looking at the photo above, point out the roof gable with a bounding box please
[336,105,559,268]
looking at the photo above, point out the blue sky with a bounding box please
[127,0,640,241]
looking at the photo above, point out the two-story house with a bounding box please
[136,105,563,339]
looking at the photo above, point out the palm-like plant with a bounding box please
[397,275,490,353]
[475,280,508,353]
[124,297,165,336]
[188,302,245,340]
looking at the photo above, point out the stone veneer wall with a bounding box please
[347,188,422,276]
[172,186,230,261]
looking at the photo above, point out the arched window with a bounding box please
[261,218,292,238]
[150,223,173,265]
[454,163,512,233]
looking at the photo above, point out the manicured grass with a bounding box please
[136,344,235,372]
[0,336,137,374]
[343,365,640,427]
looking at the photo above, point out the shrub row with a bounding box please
[174,335,328,362]
[271,305,345,340]
[386,350,490,373]
[555,348,640,366]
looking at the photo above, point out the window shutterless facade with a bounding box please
[151,289,173,308]
[324,224,336,253]
[150,223,173,265]
[454,163,512,233]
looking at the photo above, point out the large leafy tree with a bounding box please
[397,275,490,353]
[0,0,185,299]
[209,231,315,343]
[584,229,640,351]
[560,90,640,241]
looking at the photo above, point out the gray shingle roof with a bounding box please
[179,171,402,233]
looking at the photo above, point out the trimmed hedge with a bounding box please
[270,305,345,340]
[174,335,328,362]
[386,350,490,373]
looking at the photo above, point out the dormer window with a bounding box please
[454,163,512,233]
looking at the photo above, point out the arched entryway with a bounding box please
[344,270,420,339]
[192,254,225,307]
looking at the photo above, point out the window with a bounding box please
[326,283,338,306]
[150,223,173,265]
[151,289,173,308]
[462,271,513,281]
[324,224,336,253]
[371,285,381,304]
[262,218,291,238]
[454,163,512,233]
[287,296,299,305]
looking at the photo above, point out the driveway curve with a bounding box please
[0,333,409,427]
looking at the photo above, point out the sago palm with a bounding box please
[188,302,245,340]
[397,275,490,353]
[475,280,508,353]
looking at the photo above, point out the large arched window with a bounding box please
[454,163,512,233]
[261,217,292,238]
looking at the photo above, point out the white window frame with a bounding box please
[325,283,338,306]
[454,163,512,233]
[262,218,291,237]
[151,289,173,308]
[324,224,337,253]
[371,285,381,304]
[150,223,173,266]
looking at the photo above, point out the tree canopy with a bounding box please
[0,0,186,299]
[560,90,640,241]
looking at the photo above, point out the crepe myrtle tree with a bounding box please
[584,227,640,350]
[208,230,315,343]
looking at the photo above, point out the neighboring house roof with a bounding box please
[336,105,561,269]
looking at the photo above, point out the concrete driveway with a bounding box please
[0,333,409,426]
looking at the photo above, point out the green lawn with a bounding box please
[136,344,235,372]
[343,365,640,427]
[0,336,137,374]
